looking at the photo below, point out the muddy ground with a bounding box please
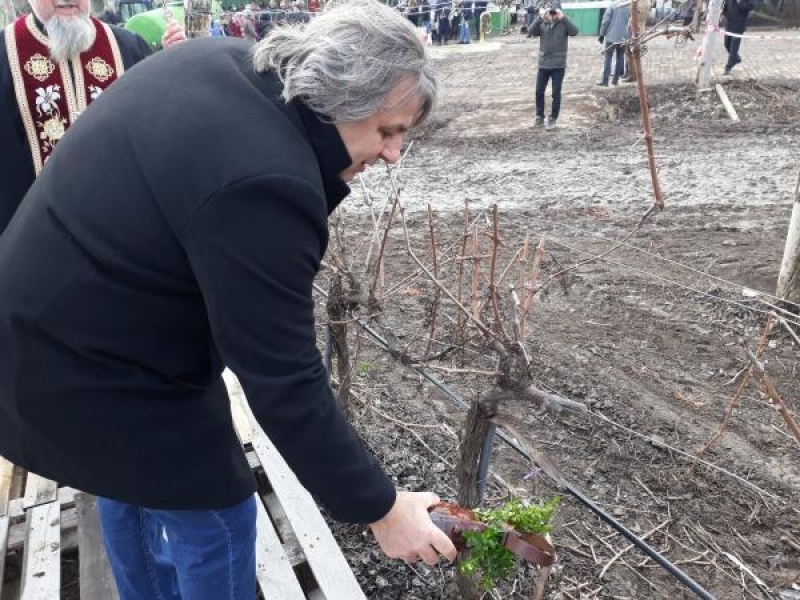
[322,42,800,600]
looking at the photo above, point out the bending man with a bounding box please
[0,1,456,598]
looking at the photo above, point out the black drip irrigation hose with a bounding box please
[354,319,717,600]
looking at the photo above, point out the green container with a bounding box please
[126,10,176,50]
[126,1,222,50]
[562,2,602,36]
[489,8,510,33]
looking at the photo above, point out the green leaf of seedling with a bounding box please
[457,496,560,591]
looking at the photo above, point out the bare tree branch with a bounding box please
[691,317,775,470]
[742,340,800,446]
[489,204,511,343]
[424,204,442,360]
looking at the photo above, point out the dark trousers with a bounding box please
[624,47,636,80]
[601,42,625,85]
[724,33,742,69]
[536,67,565,120]
[474,10,484,36]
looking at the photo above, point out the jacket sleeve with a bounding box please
[182,174,396,524]
[530,16,542,35]
[113,26,154,62]
[132,32,153,59]
[562,15,579,36]
[599,4,613,36]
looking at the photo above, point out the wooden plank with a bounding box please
[22,473,57,510]
[10,466,25,503]
[715,83,740,122]
[9,515,76,556]
[9,486,77,519]
[0,458,13,516]
[0,515,9,599]
[252,493,306,600]
[224,370,254,445]
[241,402,367,600]
[75,493,119,600]
[20,502,60,600]
[263,492,305,567]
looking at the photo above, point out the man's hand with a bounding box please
[552,8,563,19]
[369,491,457,565]
[161,19,187,49]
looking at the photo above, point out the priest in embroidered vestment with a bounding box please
[0,0,185,233]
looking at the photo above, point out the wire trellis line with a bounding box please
[525,217,800,315]
[544,235,800,330]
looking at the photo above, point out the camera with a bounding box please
[548,8,557,14]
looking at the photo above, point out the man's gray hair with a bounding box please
[252,0,437,125]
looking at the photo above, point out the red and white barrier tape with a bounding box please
[706,24,800,40]
[694,25,798,59]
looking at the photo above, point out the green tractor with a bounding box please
[125,0,223,50]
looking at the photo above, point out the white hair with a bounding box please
[45,14,96,63]
[252,0,437,125]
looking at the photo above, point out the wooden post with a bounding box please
[630,0,665,209]
[185,0,213,38]
[697,0,723,89]
[776,170,800,303]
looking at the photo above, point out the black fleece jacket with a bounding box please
[0,38,396,524]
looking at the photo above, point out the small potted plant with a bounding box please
[430,496,559,594]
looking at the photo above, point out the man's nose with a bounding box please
[380,136,403,164]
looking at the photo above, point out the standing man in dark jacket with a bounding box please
[0,0,185,233]
[0,1,456,598]
[527,2,578,130]
[722,0,754,75]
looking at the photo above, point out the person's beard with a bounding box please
[45,13,96,64]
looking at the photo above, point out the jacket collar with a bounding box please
[33,15,46,34]
[293,100,352,215]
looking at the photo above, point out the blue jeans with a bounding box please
[98,495,257,600]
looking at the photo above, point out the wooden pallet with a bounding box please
[0,371,366,600]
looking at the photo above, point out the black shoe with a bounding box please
[723,67,732,76]
[596,80,609,87]
[534,116,545,127]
